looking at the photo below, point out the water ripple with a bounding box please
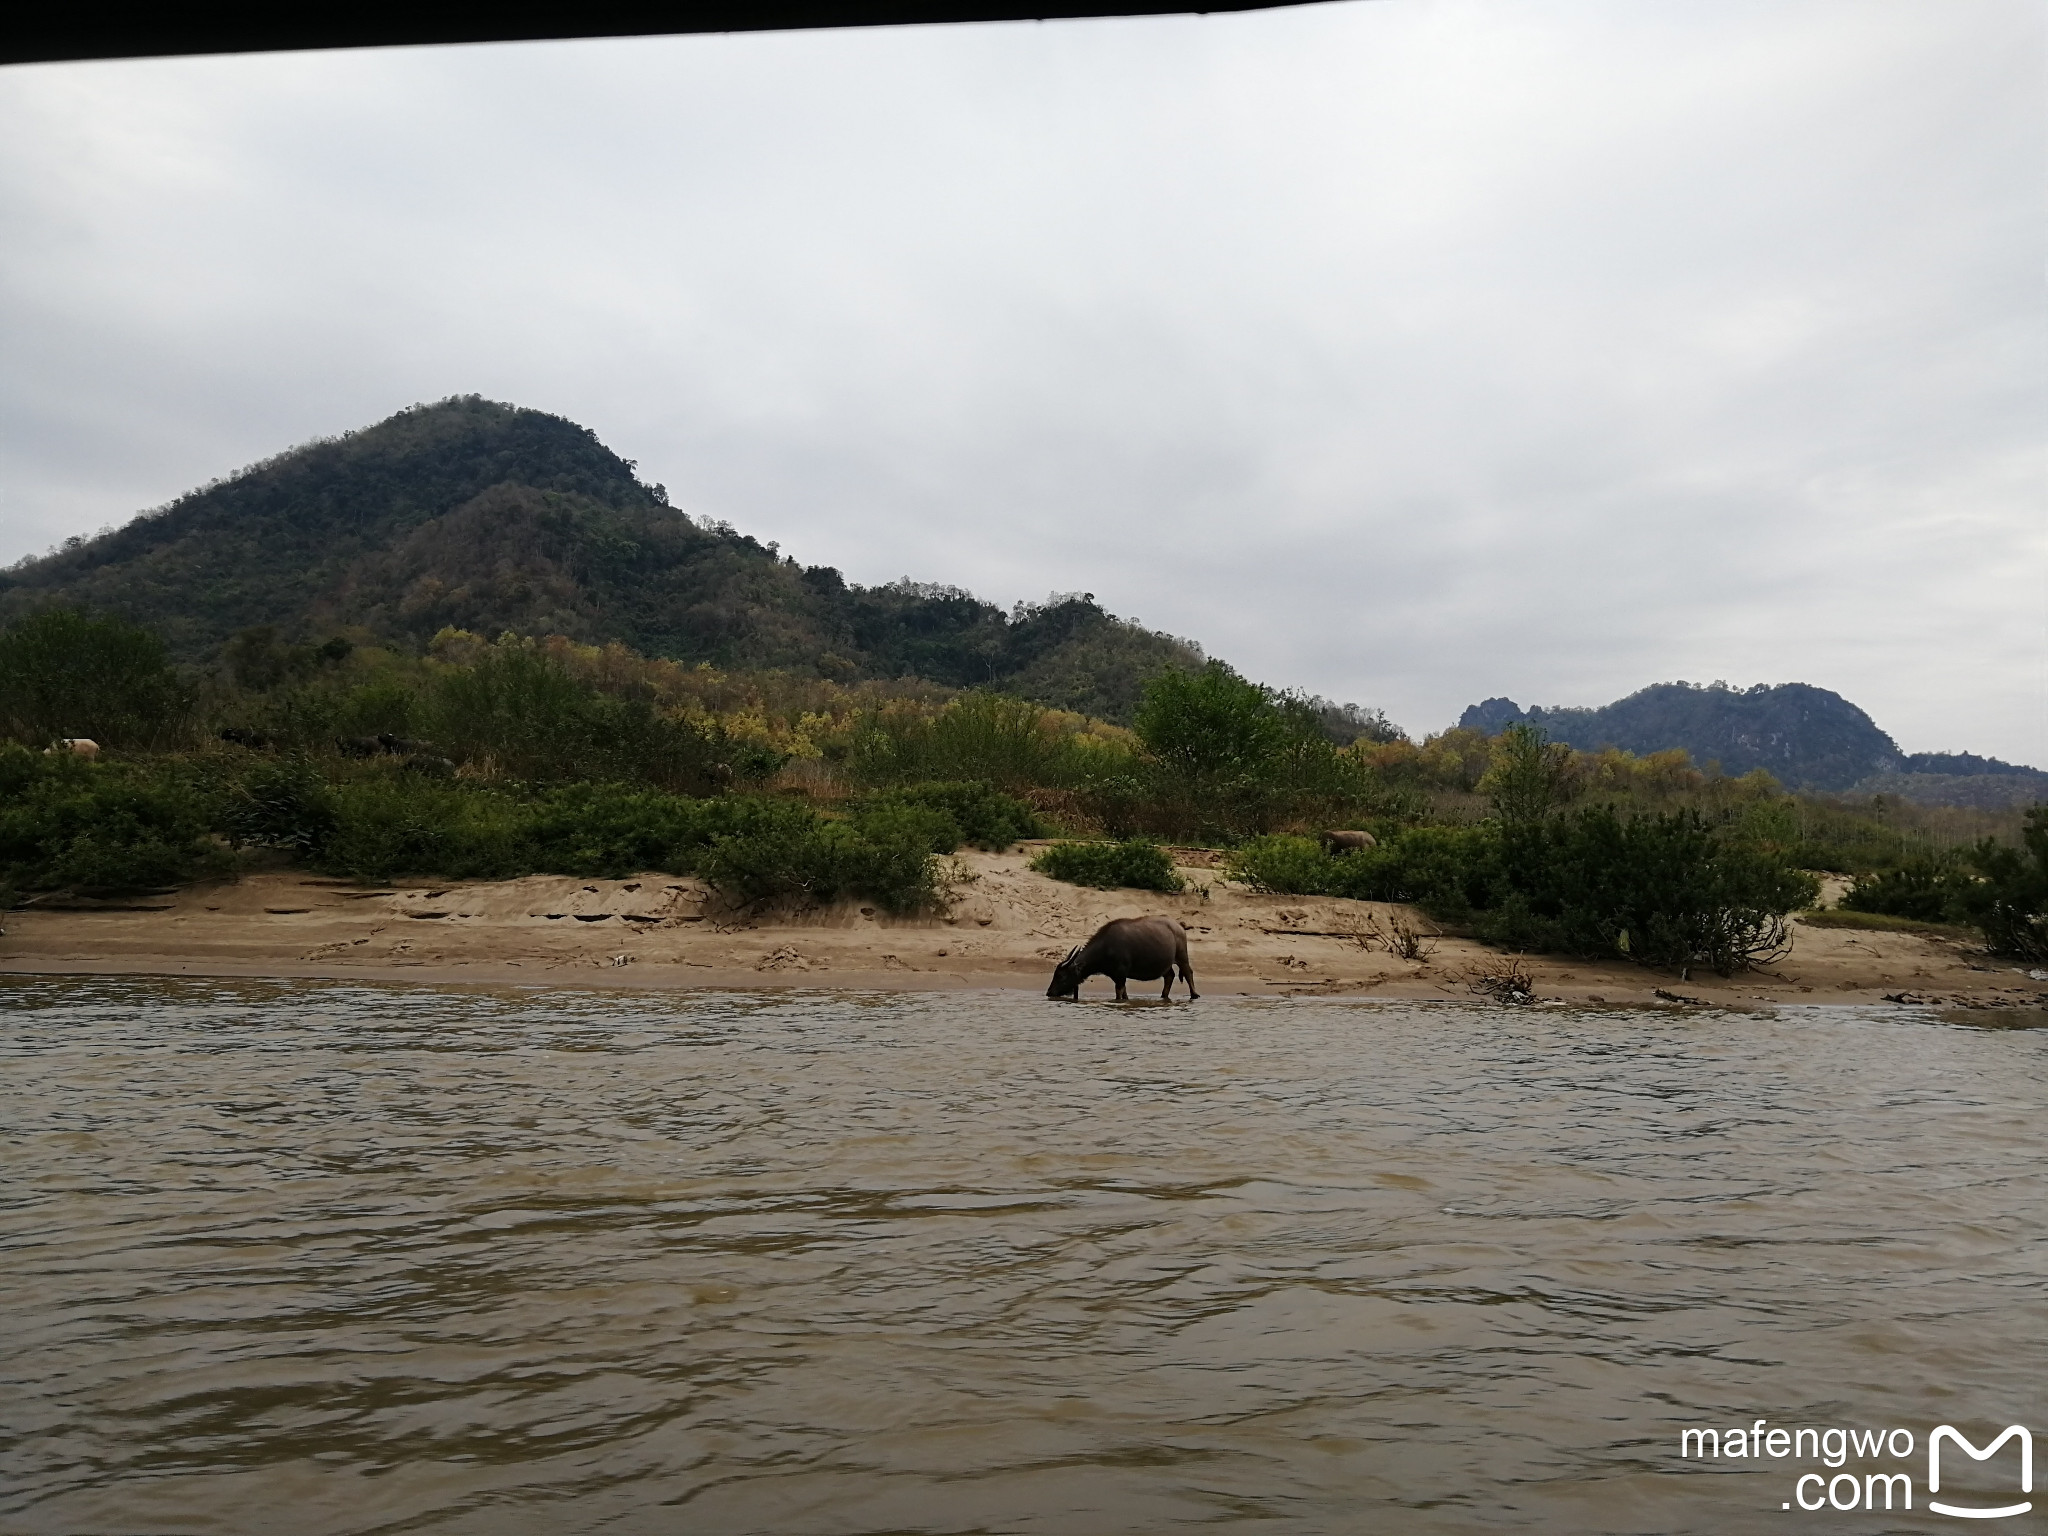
[1,978,2043,1534]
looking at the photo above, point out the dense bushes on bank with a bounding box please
[1960,810,2048,960]
[6,609,2017,862]
[278,777,971,911]
[846,663,1424,842]
[1227,808,1819,975]
[4,610,2040,958]
[1843,808,2048,960]
[0,745,229,900]
[0,752,1020,913]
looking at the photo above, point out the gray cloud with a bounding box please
[1,0,2041,758]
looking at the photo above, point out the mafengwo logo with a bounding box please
[1929,1426,2032,1520]
[1677,1420,2032,1517]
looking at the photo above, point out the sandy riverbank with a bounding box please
[3,847,2044,1009]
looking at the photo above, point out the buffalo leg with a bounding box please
[1112,975,1129,1001]
[1179,955,1199,1001]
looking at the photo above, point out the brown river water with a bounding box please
[1,977,2042,1535]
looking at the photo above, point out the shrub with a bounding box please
[305,781,863,888]
[1353,825,1510,913]
[1957,808,2048,961]
[312,778,530,883]
[1478,809,1817,974]
[329,678,422,743]
[1030,838,1185,892]
[1841,859,1974,924]
[221,759,337,854]
[835,819,949,914]
[846,692,1115,790]
[1225,810,1817,975]
[1071,769,1153,838]
[1225,826,1504,912]
[1126,663,1400,839]
[854,781,1046,850]
[221,626,353,692]
[510,790,945,912]
[850,801,963,857]
[1224,835,1343,895]
[0,744,229,897]
[204,770,949,912]
[426,647,721,790]
[697,811,942,914]
[696,817,850,909]
[515,784,719,877]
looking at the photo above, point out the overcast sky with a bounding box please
[1,0,2042,759]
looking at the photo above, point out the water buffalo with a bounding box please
[336,735,384,758]
[45,738,99,760]
[377,734,434,756]
[400,754,457,778]
[218,726,274,749]
[1047,916,1198,1002]
[1319,829,1377,854]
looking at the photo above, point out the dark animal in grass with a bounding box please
[336,735,383,758]
[1047,916,1198,1002]
[1319,829,1377,854]
[218,726,274,749]
[401,754,457,779]
[377,734,433,756]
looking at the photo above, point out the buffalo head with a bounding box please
[1046,947,1083,999]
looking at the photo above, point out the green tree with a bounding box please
[426,645,719,789]
[1131,662,1379,838]
[223,626,297,691]
[1135,662,1292,782]
[1480,724,1579,825]
[221,627,351,691]
[0,609,192,749]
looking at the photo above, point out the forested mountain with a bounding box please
[0,397,1202,722]
[1462,683,2046,802]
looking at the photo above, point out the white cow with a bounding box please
[46,738,100,760]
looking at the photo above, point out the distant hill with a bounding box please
[1460,683,2046,803]
[0,397,1203,723]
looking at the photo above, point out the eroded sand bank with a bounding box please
[5,846,2044,1010]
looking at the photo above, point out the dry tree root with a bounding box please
[1371,913,1439,963]
[1463,955,1536,1005]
